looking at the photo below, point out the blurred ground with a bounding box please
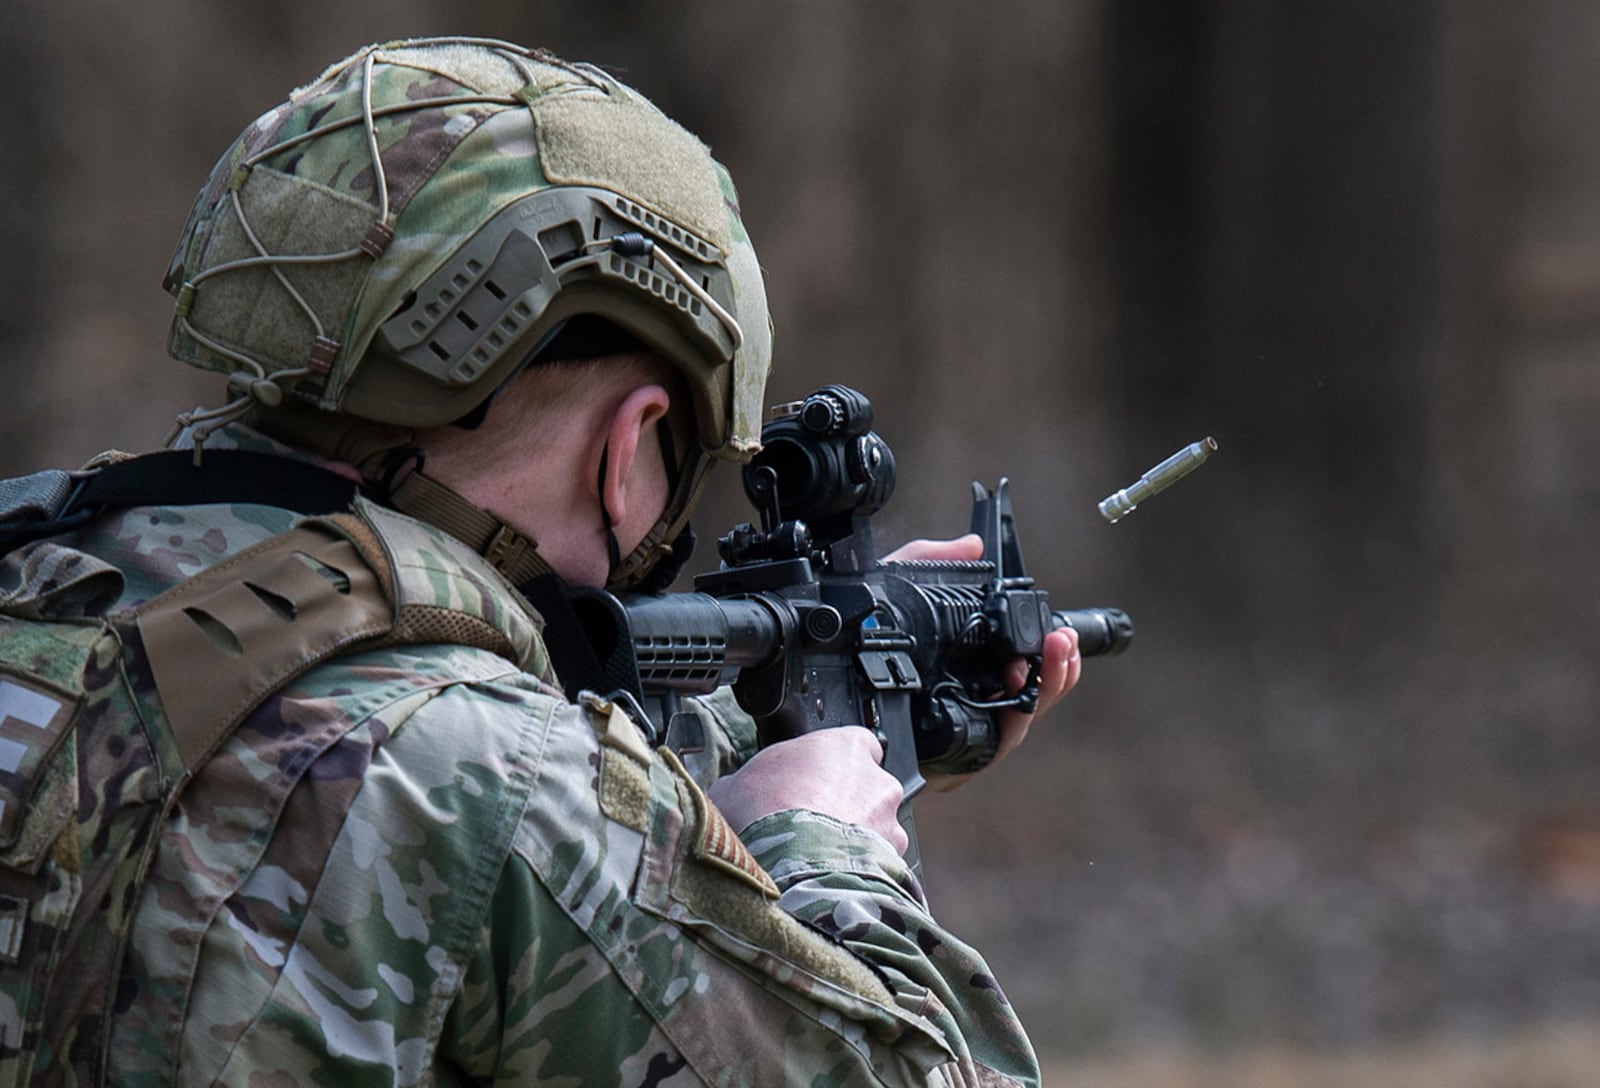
[1044,1022,1600,1088]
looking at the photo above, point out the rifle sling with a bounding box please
[74,449,362,517]
[0,450,363,553]
[8,451,628,745]
[519,571,620,702]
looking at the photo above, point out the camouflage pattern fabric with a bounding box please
[11,431,1040,1086]
[167,39,772,461]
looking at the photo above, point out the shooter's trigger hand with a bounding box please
[706,728,909,855]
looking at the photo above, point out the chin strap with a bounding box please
[385,412,702,594]
[382,449,633,705]
[385,458,556,587]
[597,441,626,579]
[602,417,711,592]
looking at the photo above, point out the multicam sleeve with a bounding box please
[742,810,1042,1086]
[437,681,1034,1085]
[438,854,689,1084]
[664,686,759,790]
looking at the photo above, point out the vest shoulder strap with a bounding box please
[133,523,393,777]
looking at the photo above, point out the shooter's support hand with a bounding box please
[883,533,1081,792]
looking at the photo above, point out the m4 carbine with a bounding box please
[569,385,1131,870]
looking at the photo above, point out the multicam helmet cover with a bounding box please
[164,37,772,586]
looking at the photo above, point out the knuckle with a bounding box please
[855,729,886,762]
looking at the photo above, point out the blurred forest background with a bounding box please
[3,1,1598,1083]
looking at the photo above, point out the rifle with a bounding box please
[569,384,1132,872]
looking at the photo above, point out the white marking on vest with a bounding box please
[0,679,62,731]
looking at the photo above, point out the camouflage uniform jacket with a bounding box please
[40,434,1040,1087]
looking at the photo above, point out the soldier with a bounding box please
[0,38,1079,1086]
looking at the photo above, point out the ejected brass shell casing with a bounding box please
[1098,437,1218,523]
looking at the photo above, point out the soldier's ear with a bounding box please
[598,384,671,527]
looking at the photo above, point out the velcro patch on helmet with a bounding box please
[372,42,529,95]
[184,167,374,377]
[530,94,731,254]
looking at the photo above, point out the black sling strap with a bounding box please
[518,571,625,699]
[0,450,363,552]
[76,450,361,512]
[520,571,663,745]
[0,450,648,731]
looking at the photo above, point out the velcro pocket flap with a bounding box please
[0,668,82,858]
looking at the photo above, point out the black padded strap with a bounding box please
[0,450,362,552]
[519,574,660,744]
[518,571,619,702]
[75,450,361,513]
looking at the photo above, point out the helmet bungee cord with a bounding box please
[164,37,772,589]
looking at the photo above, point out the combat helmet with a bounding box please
[164,37,771,588]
